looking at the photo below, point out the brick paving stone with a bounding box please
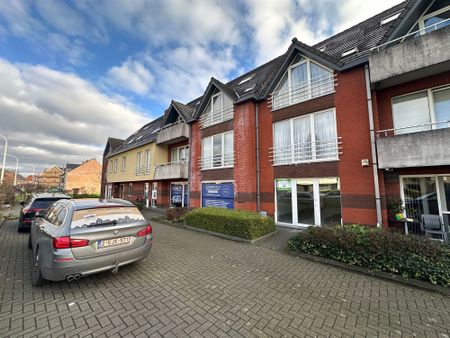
[1,219,450,337]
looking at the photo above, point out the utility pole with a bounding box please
[0,133,7,184]
[6,154,19,186]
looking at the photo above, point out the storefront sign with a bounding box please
[170,184,183,205]
[202,182,234,209]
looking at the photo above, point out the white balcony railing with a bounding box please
[269,138,342,165]
[199,153,234,170]
[269,74,337,111]
[200,106,234,128]
[376,120,450,137]
[135,164,151,176]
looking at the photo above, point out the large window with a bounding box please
[136,151,142,175]
[392,87,450,134]
[121,157,126,171]
[201,131,234,169]
[271,55,334,110]
[171,146,189,164]
[272,109,338,165]
[200,90,234,128]
[275,177,341,226]
[144,150,150,174]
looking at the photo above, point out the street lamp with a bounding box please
[0,133,7,184]
[6,154,19,186]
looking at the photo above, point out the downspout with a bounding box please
[188,123,192,207]
[364,64,382,227]
[255,103,261,213]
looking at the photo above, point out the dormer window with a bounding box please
[271,55,334,111]
[380,12,400,26]
[200,89,234,128]
[341,47,358,57]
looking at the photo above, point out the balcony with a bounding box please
[156,122,189,145]
[269,74,336,111]
[269,138,342,165]
[376,122,450,169]
[369,21,450,89]
[200,106,234,129]
[154,161,188,180]
[199,153,234,170]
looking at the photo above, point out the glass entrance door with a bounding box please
[275,177,342,227]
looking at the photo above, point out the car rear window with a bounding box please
[32,198,63,209]
[71,207,145,228]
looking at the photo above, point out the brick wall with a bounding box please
[234,102,257,211]
[335,66,378,226]
[189,122,201,207]
[66,159,102,195]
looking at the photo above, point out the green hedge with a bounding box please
[71,194,101,199]
[288,224,450,286]
[184,207,275,240]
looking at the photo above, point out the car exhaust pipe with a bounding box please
[111,261,119,274]
[66,275,75,282]
[74,274,81,281]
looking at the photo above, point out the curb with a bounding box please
[289,251,450,296]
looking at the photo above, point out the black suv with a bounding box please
[18,192,70,232]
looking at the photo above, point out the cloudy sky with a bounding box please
[0,0,403,175]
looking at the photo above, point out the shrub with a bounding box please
[167,207,192,221]
[71,194,101,199]
[184,207,276,240]
[133,201,144,211]
[288,224,450,286]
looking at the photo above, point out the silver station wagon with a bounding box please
[29,198,152,286]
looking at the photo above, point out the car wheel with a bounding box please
[32,249,45,286]
[27,235,32,250]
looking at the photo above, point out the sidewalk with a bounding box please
[0,203,21,219]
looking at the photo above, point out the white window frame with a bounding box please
[271,56,334,110]
[418,4,450,32]
[114,159,118,173]
[109,160,113,173]
[201,131,234,170]
[274,177,342,227]
[272,108,338,165]
[201,91,234,128]
[391,85,450,134]
[121,157,126,171]
[171,145,189,164]
[136,151,142,176]
[144,149,151,174]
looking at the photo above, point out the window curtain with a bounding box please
[392,91,431,134]
[314,110,337,159]
[273,120,291,164]
[224,132,233,166]
[293,116,311,161]
[310,62,333,97]
[213,134,222,167]
[202,137,212,168]
[212,95,221,124]
[433,88,450,129]
[273,73,289,109]
[291,63,308,103]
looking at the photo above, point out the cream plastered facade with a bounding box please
[106,143,168,183]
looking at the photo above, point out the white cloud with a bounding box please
[0,58,149,175]
[105,59,155,96]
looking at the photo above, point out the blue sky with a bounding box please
[0,0,403,175]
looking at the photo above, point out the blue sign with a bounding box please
[171,184,183,205]
[202,183,234,209]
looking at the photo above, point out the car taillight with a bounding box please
[53,236,89,249]
[23,207,41,214]
[137,224,152,237]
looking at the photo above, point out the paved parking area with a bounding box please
[1,219,450,337]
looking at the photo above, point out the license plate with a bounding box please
[97,236,130,249]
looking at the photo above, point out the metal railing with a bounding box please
[370,18,450,53]
[377,120,450,137]
[269,138,342,165]
[200,106,234,128]
[269,74,337,111]
[198,153,234,170]
[135,164,151,175]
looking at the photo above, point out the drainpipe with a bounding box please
[364,64,382,227]
[188,123,192,206]
[255,103,261,213]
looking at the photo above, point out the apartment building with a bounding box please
[102,0,450,232]
[187,0,450,230]
[103,101,195,208]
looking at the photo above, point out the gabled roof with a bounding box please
[107,116,164,157]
